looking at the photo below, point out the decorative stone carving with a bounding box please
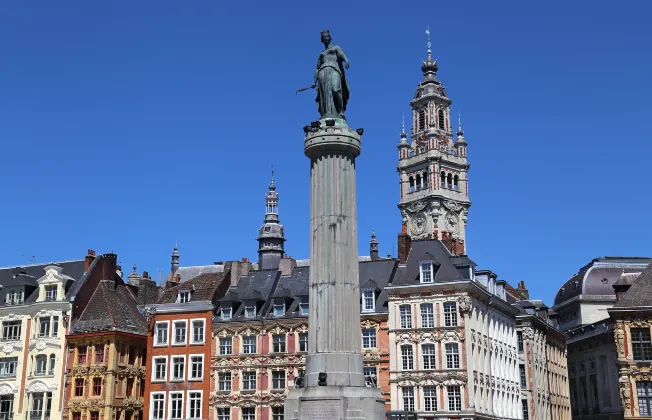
[86,399,104,411]
[27,381,48,393]
[619,376,631,410]
[70,365,88,377]
[360,319,380,329]
[124,397,144,411]
[406,200,428,213]
[522,327,535,341]
[1,341,22,354]
[0,314,19,322]
[0,384,15,395]
[410,212,427,236]
[68,399,84,411]
[89,364,107,376]
[614,327,625,356]
[457,295,472,314]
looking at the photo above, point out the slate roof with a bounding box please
[393,240,475,286]
[614,263,652,307]
[172,265,224,283]
[158,272,228,304]
[0,260,85,307]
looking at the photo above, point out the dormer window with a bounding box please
[273,301,285,317]
[177,291,191,303]
[45,285,58,301]
[420,262,434,283]
[5,288,23,305]
[244,303,256,319]
[361,289,375,313]
[220,306,232,320]
[299,301,309,316]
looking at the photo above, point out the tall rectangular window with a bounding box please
[219,372,232,391]
[242,407,255,420]
[517,331,524,353]
[191,320,205,344]
[169,392,183,420]
[1,321,21,341]
[272,371,286,389]
[420,262,433,283]
[77,346,87,364]
[272,406,284,420]
[443,302,458,327]
[422,344,436,370]
[188,391,202,419]
[273,334,286,353]
[402,387,415,411]
[362,289,375,312]
[44,285,58,301]
[92,378,102,395]
[401,345,414,370]
[126,378,134,396]
[190,355,203,380]
[445,343,460,369]
[243,371,256,390]
[399,305,412,329]
[0,357,18,378]
[522,399,530,420]
[95,345,104,364]
[52,316,59,337]
[421,303,434,328]
[171,356,185,381]
[362,329,376,349]
[153,357,167,381]
[632,328,652,361]
[74,378,84,397]
[243,336,257,354]
[637,381,652,416]
[299,333,308,352]
[155,322,168,346]
[90,412,99,420]
[35,355,47,375]
[173,321,187,345]
[152,393,165,419]
[299,302,309,315]
[447,385,462,411]
[219,338,232,355]
[38,317,50,337]
[217,408,230,420]
[363,366,377,387]
[423,385,437,412]
[520,364,527,388]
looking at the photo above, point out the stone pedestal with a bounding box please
[284,118,385,419]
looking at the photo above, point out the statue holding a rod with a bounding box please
[297,30,350,119]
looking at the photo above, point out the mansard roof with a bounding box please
[613,263,652,308]
[393,240,475,286]
[158,271,229,304]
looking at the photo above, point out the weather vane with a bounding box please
[426,26,432,53]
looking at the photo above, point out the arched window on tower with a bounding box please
[423,171,429,190]
[440,171,446,189]
[453,175,459,191]
[447,173,453,189]
[415,174,421,191]
[438,108,445,130]
[409,176,415,193]
[267,201,278,214]
[418,109,426,131]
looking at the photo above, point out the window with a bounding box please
[90,412,99,420]
[219,337,232,355]
[299,333,308,352]
[402,387,415,411]
[632,328,652,361]
[126,378,134,396]
[177,291,191,303]
[168,392,183,420]
[44,285,58,301]
[242,407,256,420]
[219,372,232,391]
[171,356,185,381]
[363,366,377,387]
[272,371,286,389]
[173,321,187,345]
[31,392,44,416]
[243,336,257,354]
[0,396,13,420]
[153,357,167,381]
[190,355,203,380]
[94,345,105,364]
[76,345,87,365]
[244,304,256,319]
[243,371,256,390]
[5,288,23,304]
[517,331,524,353]
[438,108,445,130]
[637,381,652,416]
[299,302,309,315]
[447,385,461,411]
[362,329,376,349]
[273,334,286,353]
[221,306,232,320]
[421,303,434,328]
[75,378,84,396]
[420,262,433,283]
[422,344,436,370]
[49,354,55,375]
[52,316,59,337]
[443,302,458,327]
[272,406,284,420]
[273,301,285,317]
[445,343,460,369]
[152,393,165,419]
[72,414,81,420]
[191,320,205,344]
[35,355,47,375]
[217,408,230,420]
[520,364,527,388]
[522,399,530,420]
[362,289,375,312]
[399,305,412,329]
[188,391,202,419]
[418,109,426,130]
[38,317,51,337]
[92,377,102,395]
[155,322,169,346]
[0,357,18,378]
[423,385,437,412]
[401,345,414,370]
[1,321,21,342]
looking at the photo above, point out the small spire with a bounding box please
[425,26,432,54]
[457,112,464,136]
[371,229,378,242]
[269,164,276,191]
[398,114,409,148]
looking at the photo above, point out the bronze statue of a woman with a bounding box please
[300,30,350,119]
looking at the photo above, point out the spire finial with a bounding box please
[456,112,464,137]
[401,113,406,136]
[269,164,276,191]
[426,26,432,54]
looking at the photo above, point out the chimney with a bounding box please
[517,280,530,300]
[85,249,96,272]
[101,253,117,280]
[279,257,297,276]
[398,232,412,264]
[242,257,249,263]
[143,271,149,280]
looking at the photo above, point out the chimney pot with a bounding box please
[143,271,149,279]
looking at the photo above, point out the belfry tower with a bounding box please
[257,170,286,270]
[397,33,471,252]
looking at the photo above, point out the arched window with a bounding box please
[418,109,426,130]
[415,174,421,190]
[418,145,426,154]
[423,171,429,189]
[453,175,459,191]
[440,171,446,188]
[438,108,445,129]
[447,173,453,189]
[409,176,415,193]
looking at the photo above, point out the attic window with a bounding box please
[273,301,285,317]
[244,303,256,319]
[299,302,309,316]
[361,289,375,313]
[420,262,434,284]
[177,291,191,303]
[5,289,24,305]
[221,306,232,320]
[44,285,58,301]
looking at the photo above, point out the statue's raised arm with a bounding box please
[311,30,351,119]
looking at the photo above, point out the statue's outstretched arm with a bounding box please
[338,47,350,69]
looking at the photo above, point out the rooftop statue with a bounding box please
[297,30,350,119]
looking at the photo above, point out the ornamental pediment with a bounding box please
[292,323,308,333]
[0,383,17,395]
[267,324,289,335]
[237,326,262,336]
[27,380,57,393]
[29,337,61,351]
[214,327,237,338]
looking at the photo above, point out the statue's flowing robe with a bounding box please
[315,46,349,118]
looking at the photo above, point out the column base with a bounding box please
[284,385,385,420]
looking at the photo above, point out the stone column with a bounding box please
[284,118,385,420]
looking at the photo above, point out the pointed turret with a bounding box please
[370,229,379,261]
[171,243,180,275]
[397,113,410,159]
[257,168,286,270]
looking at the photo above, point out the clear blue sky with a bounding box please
[1,1,651,306]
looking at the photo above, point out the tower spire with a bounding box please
[171,242,179,275]
[258,168,285,270]
[457,112,464,136]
